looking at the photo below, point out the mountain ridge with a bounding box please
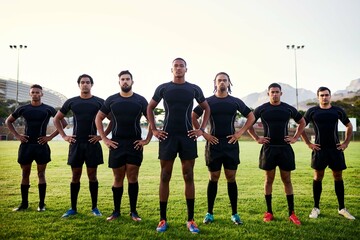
[242,78,360,110]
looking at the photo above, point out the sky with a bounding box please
[1,0,360,103]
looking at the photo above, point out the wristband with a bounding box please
[199,128,205,133]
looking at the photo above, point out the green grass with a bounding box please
[0,140,359,240]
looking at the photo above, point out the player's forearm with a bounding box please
[53,118,66,138]
[95,120,106,139]
[200,105,210,130]
[343,125,353,145]
[145,124,153,143]
[247,126,259,141]
[7,123,20,138]
[147,112,157,131]
[104,121,112,136]
[300,131,311,145]
[191,113,200,129]
[239,112,255,134]
[293,118,306,140]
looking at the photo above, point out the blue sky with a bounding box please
[1,0,359,102]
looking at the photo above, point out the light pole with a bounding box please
[286,45,304,109]
[9,44,27,106]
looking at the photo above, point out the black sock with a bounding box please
[265,194,272,214]
[160,201,168,221]
[38,183,46,208]
[227,181,238,215]
[207,180,218,214]
[20,184,30,207]
[313,180,322,208]
[186,198,195,221]
[128,182,139,213]
[89,181,98,209]
[112,186,123,213]
[70,182,80,211]
[287,194,294,216]
[335,180,345,210]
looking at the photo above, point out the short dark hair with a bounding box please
[317,86,331,96]
[118,70,133,80]
[213,72,233,94]
[172,57,187,67]
[268,83,281,91]
[30,84,42,90]
[77,74,94,85]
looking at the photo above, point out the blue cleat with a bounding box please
[187,220,200,234]
[231,213,243,225]
[62,208,77,218]
[156,220,168,232]
[203,213,214,224]
[91,207,102,216]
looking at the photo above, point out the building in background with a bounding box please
[0,77,67,108]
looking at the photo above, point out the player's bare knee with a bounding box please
[160,172,171,182]
[183,172,194,183]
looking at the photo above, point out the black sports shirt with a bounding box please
[12,103,57,143]
[253,102,303,145]
[100,93,148,139]
[193,95,251,138]
[60,96,104,142]
[152,81,206,135]
[303,106,350,149]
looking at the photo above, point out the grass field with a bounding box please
[0,140,359,240]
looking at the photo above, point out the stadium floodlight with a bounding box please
[9,44,27,106]
[286,44,305,109]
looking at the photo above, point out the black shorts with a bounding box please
[67,142,103,168]
[108,138,143,168]
[311,148,347,171]
[259,145,295,171]
[159,134,197,161]
[205,138,239,172]
[18,143,51,165]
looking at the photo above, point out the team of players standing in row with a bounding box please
[6,57,355,234]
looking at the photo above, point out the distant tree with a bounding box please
[153,108,165,127]
[0,100,30,126]
[306,102,318,107]
[0,100,16,126]
[0,99,15,118]
[298,110,306,116]
[333,97,360,126]
[154,108,165,116]
[55,107,73,118]
[306,96,360,126]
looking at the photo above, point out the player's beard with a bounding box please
[219,85,227,92]
[81,88,90,94]
[121,85,132,93]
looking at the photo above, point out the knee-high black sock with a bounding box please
[186,198,195,221]
[128,182,139,213]
[20,184,30,206]
[287,194,294,216]
[112,186,123,213]
[265,194,272,214]
[70,182,80,211]
[89,181,98,209]
[335,180,345,210]
[227,181,238,215]
[38,183,46,207]
[207,180,218,214]
[160,201,167,221]
[313,180,322,208]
